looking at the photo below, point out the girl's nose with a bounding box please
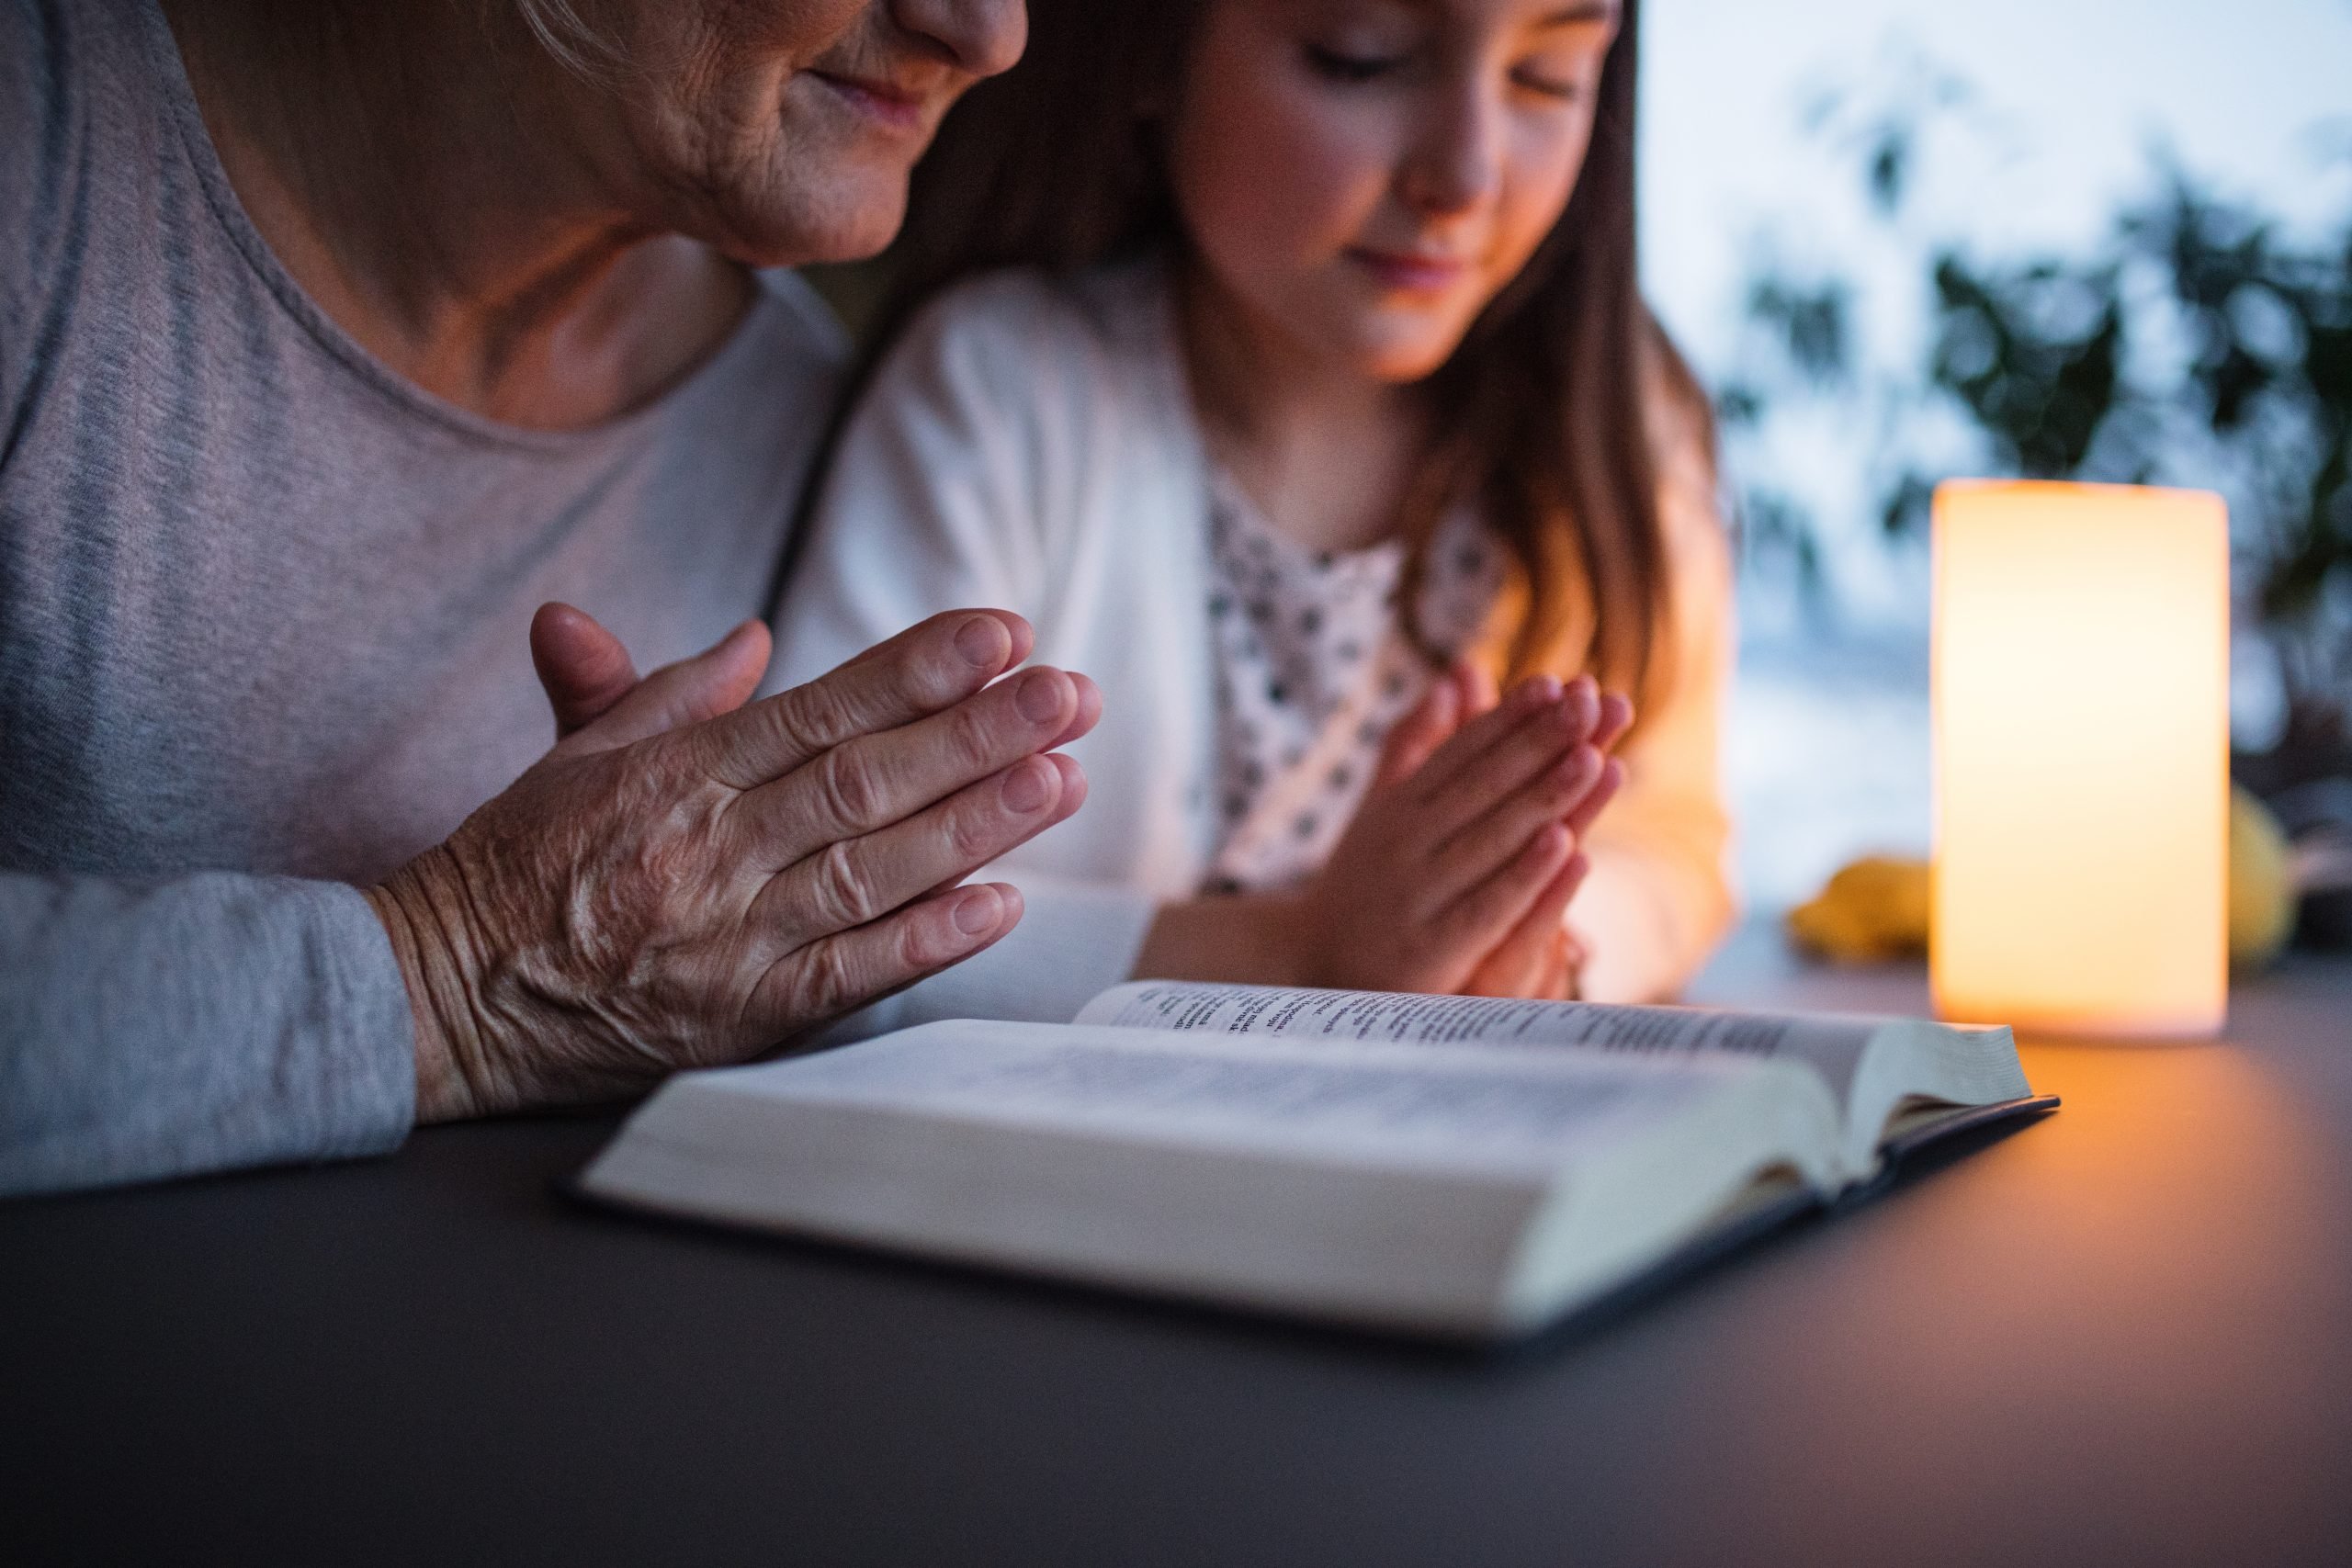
[1398,82,1503,218]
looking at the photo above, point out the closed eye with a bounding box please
[1513,69,1585,102]
[1306,44,1405,85]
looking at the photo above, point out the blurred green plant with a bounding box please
[1719,96,2352,764]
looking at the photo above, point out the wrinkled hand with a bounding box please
[365,605,1101,1122]
[1292,665,1630,998]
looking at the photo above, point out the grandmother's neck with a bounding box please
[159,0,751,429]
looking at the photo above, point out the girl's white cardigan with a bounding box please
[771,265,1736,1038]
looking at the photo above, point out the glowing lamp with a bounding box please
[1931,480,2229,1038]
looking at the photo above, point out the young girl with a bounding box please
[772,0,1734,1028]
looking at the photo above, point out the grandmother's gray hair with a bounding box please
[513,0,626,83]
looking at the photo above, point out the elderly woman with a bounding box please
[0,0,1091,1195]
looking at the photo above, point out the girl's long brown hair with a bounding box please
[861,0,1713,704]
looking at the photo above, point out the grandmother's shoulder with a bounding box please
[2,0,85,230]
[2,0,153,399]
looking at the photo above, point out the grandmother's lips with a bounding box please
[808,70,930,133]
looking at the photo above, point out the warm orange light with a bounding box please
[1931,480,2229,1038]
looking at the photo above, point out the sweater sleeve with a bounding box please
[1567,447,1741,1004]
[769,279,1159,1038]
[0,872,417,1196]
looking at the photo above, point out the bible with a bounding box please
[578,982,2053,1340]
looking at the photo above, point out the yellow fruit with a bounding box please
[2229,784,2295,968]
[1787,855,1931,963]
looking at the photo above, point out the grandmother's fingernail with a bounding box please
[1014,669,1067,724]
[952,886,1002,937]
[956,615,1008,669]
[1001,756,1054,813]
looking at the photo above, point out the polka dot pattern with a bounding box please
[1200,468,1501,894]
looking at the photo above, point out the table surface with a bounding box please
[6,931,2349,1568]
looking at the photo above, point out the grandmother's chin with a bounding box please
[799,179,912,265]
[704,161,913,270]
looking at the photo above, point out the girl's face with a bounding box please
[1168,0,1619,383]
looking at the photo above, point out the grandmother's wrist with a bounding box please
[365,847,512,1124]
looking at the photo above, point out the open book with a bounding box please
[579,983,2053,1340]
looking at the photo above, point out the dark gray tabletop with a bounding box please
[6,929,2349,1567]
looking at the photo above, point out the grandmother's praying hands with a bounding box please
[380,606,1097,1122]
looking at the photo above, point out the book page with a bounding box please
[1076,982,1886,1103]
[592,1021,1846,1338]
[708,1021,1779,1179]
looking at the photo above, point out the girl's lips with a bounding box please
[808,72,928,134]
[1347,248,1471,294]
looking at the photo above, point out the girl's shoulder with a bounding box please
[1636,326,1731,570]
[877,259,1187,429]
[838,260,1208,557]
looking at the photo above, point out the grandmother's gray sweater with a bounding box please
[0,0,843,1193]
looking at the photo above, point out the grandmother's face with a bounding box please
[595,0,1027,264]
